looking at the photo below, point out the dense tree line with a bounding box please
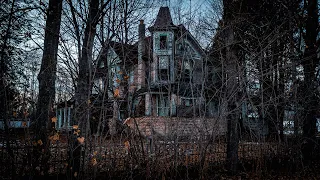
[216,0,319,173]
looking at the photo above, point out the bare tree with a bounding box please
[222,0,240,173]
[35,0,62,174]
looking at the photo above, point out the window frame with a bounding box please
[159,34,167,50]
[157,95,170,116]
[158,56,170,81]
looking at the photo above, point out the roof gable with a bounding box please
[176,24,205,57]
[96,41,138,71]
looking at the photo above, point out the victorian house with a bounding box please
[92,7,225,138]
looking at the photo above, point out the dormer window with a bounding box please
[160,35,167,49]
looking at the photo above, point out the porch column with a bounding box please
[171,94,177,116]
[63,107,67,128]
[145,93,151,116]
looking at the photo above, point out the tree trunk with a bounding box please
[35,0,62,173]
[301,0,318,164]
[75,0,99,134]
[223,0,240,174]
[224,25,240,174]
[73,0,100,176]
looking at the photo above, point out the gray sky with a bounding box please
[143,0,222,48]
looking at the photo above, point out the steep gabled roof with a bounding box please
[176,24,206,57]
[108,41,138,65]
[95,41,138,75]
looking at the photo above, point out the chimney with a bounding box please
[138,20,145,55]
[137,20,146,89]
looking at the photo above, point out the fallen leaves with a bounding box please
[77,137,85,144]
[37,139,43,146]
[73,125,81,136]
[93,151,98,156]
[114,88,120,98]
[124,140,130,150]
[22,121,27,127]
[91,158,97,166]
[51,117,57,123]
[74,129,80,136]
[49,133,60,143]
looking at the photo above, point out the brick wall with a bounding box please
[124,116,227,139]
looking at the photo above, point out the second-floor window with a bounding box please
[160,35,167,49]
[183,60,193,82]
[159,56,169,81]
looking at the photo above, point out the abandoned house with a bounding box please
[90,6,226,138]
[52,7,320,140]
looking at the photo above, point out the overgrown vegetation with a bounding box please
[1,0,320,179]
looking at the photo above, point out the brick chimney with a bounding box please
[139,20,145,55]
[137,20,146,89]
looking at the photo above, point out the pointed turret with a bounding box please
[149,7,176,31]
